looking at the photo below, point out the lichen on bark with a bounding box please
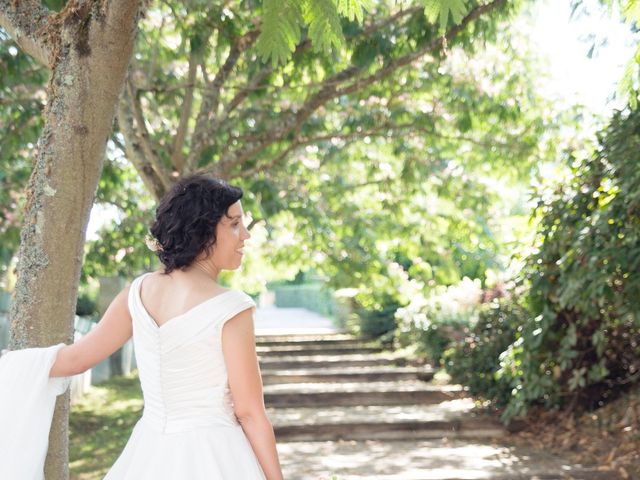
[8,125,55,349]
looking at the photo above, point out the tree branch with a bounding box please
[180,6,426,175]
[185,29,260,174]
[215,7,423,96]
[214,116,515,179]
[356,6,423,40]
[0,0,51,66]
[334,0,508,99]
[170,44,200,173]
[216,0,507,176]
[218,62,273,123]
[125,78,171,190]
[117,83,170,200]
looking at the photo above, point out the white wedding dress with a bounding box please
[0,272,267,480]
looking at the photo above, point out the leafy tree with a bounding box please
[1,0,526,285]
[3,0,548,295]
[106,0,552,294]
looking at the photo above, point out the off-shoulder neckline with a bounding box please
[136,272,236,330]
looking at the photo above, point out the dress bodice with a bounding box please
[128,272,256,434]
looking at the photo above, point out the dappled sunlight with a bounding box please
[277,439,592,479]
[268,399,477,426]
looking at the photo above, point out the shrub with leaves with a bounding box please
[348,261,425,340]
[394,277,483,364]
[497,107,640,421]
[444,297,522,409]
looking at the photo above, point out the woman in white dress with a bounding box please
[0,174,284,479]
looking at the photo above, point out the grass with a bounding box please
[69,372,143,480]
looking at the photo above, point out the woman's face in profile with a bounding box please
[208,200,251,271]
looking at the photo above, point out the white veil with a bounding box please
[0,343,71,480]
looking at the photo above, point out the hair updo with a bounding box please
[148,174,243,274]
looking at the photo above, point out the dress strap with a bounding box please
[214,291,256,342]
[127,272,152,330]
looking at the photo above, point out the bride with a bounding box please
[0,174,284,480]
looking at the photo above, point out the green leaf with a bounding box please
[304,0,346,54]
[336,0,373,23]
[422,0,469,31]
[256,0,304,67]
[568,367,586,391]
[621,0,640,24]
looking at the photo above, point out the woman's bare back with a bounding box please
[138,270,231,329]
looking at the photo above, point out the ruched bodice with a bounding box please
[129,272,257,434]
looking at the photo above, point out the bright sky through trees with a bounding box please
[528,0,637,116]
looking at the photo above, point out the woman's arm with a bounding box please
[223,307,284,480]
[49,285,132,377]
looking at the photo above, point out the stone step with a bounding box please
[256,333,368,347]
[261,365,435,384]
[256,344,384,356]
[264,379,451,394]
[273,417,505,442]
[257,338,371,348]
[259,353,423,370]
[263,381,464,407]
[267,399,477,426]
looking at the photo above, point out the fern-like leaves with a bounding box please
[422,0,469,31]
[304,0,345,54]
[257,0,375,66]
[336,0,374,23]
[257,0,472,66]
[256,0,304,67]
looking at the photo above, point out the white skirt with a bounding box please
[104,415,266,479]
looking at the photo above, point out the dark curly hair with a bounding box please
[149,174,243,274]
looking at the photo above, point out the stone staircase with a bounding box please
[257,332,610,480]
[258,333,504,444]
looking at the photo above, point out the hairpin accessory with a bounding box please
[144,234,164,252]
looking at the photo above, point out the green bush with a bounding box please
[496,107,640,421]
[394,278,483,365]
[418,321,468,366]
[441,108,640,423]
[444,298,522,409]
[353,298,400,339]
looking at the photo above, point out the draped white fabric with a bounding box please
[0,272,266,479]
[0,342,71,480]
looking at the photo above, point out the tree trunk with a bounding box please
[1,1,142,478]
